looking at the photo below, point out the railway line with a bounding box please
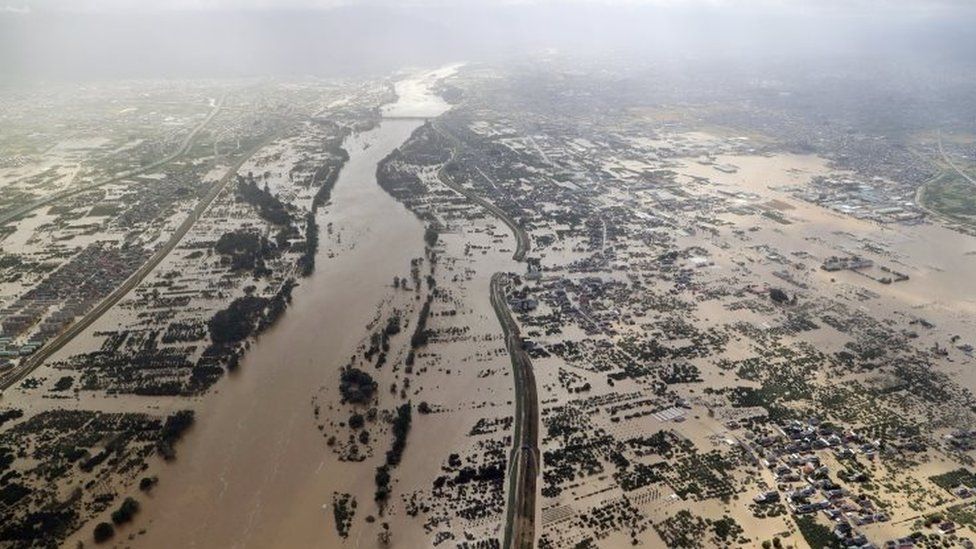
[0,95,225,227]
[0,136,269,392]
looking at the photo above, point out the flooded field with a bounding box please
[57,69,461,548]
[132,123,425,549]
[677,152,976,352]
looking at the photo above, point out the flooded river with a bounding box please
[115,68,456,549]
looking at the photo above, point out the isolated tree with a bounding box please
[93,522,114,544]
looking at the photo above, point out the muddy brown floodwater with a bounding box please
[100,70,458,549]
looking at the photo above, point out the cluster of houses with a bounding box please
[749,418,911,548]
[946,430,976,452]
[821,255,875,272]
[0,243,147,365]
[747,417,976,547]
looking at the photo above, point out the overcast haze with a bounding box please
[2,0,975,82]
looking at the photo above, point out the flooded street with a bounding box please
[117,69,455,549]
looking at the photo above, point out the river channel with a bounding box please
[126,68,455,549]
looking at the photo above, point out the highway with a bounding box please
[491,273,539,549]
[431,120,537,546]
[0,136,268,392]
[0,95,225,227]
[913,133,976,227]
[432,122,530,261]
[938,132,976,187]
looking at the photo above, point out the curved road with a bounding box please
[429,119,537,547]
[0,136,268,392]
[914,133,976,228]
[0,95,225,227]
[938,132,976,187]
[491,273,540,549]
[432,122,530,261]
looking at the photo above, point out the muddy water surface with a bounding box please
[110,69,459,549]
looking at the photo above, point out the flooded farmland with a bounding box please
[63,69,459,549]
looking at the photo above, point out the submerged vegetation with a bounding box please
[375,402,412,504]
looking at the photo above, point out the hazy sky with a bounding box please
[4,0,976,12]
[2,0,974,83]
